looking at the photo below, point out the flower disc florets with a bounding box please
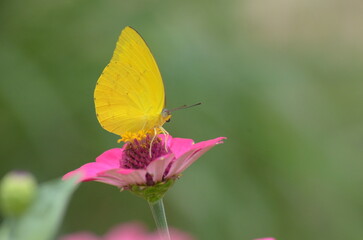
[122,135,168,169]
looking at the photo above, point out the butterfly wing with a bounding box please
[94,27,165,136]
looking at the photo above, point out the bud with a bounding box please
[0,171,37,217]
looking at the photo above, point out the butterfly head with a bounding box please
[161,103,201,124]
[161,109,172,123]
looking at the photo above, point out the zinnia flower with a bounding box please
[59,222,274,240]
[63,135,225,202]
[254,238,275,240]
[59,222,194,240]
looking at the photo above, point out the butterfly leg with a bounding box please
[149,128,158,157]
[159,127,170,152]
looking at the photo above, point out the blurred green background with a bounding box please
[1,0,363,239]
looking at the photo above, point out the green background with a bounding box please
[1,0,363,239]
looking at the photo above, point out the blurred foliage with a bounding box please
[1,0,363,239]
[0,177,78,240]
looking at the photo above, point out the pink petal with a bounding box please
[159,134,195,158]
[95,148,123,167]
[146,154,175,182]
[105,222,149,240]
[99,168,147,187]
[190,137,225,151]
[149,228,196,240]
[165,150,194,178]
[168,137,195,158]
[158,134,173,146]
[63,162,117,182]
[90,176,127,188]
[254,238,275,240]
[166,137,225,178]
[63,148,124,182]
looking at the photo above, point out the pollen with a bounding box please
[118,129,163,143]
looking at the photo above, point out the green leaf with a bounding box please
[0,220,11,240]
[9,177,79,240]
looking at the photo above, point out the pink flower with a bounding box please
[59,223,275,240]
[63,135,224,201]
[59,222,194,240]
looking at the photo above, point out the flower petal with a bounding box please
[63,148,124,182]
[165,149,198,178]
[104,222,148,240]
[168,137,195,158]
[91,176,127,188]
[158,134,195,158]
[63,161,117,182]
[146,153,175,182]
[99,168,147,187]
[254,238,275,240]
[191,137,225,151]
[95,148,123,167]
[166,137,225,178]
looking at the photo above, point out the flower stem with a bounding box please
[148,198,171,240]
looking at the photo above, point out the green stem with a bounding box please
[148,198,171,240]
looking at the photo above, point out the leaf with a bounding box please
[0,220,11,240]
[10,177,79,240]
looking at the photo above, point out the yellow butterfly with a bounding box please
[94,26,200,142]
[94,26,171,142]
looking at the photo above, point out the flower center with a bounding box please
[121,135,168,169]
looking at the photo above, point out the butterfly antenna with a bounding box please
[169,102,202,112]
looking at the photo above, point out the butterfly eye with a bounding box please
[162,109,171,118]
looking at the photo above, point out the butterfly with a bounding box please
[94,26,172,142]
[94,27,200,142]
